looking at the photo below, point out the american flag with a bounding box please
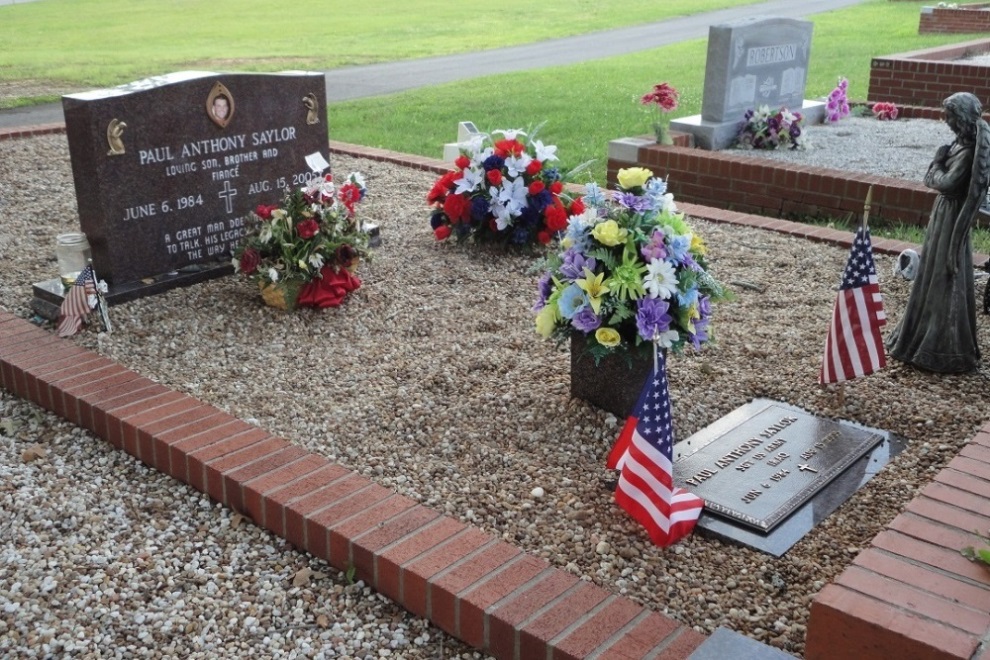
[819,226,887,384]
[57,264,97,338]
[606,351,704,547]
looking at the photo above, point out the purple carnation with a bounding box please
[571,307,602,333]
[614,192,653,212]
[635,297,672,341]
[533,272,553,311]
[560,249,597,281]
[641,229,668,262]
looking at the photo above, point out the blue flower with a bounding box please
[557,283,588,320]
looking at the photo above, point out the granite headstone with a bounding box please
[39,71,330,313]
[671,17,825,150]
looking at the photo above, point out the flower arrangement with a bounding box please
[871,101,899,121]
[534,167,729,362]
[427,128,587,247]
[640,82,680,144]
[737,105,804,150]
[825,77,851,123]
[232,172,370,309]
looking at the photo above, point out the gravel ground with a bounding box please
[2,126,989,658]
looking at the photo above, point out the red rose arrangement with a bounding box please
[233,171,370,309]
[427,127,588,247]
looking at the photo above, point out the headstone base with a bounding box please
[30,263,232,321]
[671,100,826,150]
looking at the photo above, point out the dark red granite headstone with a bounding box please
[61,71,328,290]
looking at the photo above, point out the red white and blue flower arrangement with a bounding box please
[534,167,729,362]
[427,127,588,246]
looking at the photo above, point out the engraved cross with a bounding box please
[218,181,238,214]
[798,464,818,473]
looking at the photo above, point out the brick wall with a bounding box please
[868,38,990,109]
[920,4,990,34]
[607,139,937,229]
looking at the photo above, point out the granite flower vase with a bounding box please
[569,333,655,418]
[259,278,306,311]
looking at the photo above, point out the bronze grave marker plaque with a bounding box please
[673,399,884,532]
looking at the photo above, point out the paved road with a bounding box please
[0,0,866,129]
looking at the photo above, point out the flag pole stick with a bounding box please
[862,185,873,229]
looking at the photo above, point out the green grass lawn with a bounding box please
[0,0,764,99]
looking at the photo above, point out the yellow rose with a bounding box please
[617,167,653,190]
[591,220,628,247]
[690,234,707,256]
[595,327,621,347]
[535,305,558,338]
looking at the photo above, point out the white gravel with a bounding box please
[1,128,989,658]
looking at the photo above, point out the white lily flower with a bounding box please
[268,268,280,282]
[532,140,558,162]
[308,253,325,270]
[498,177,528,215]
[454,167,484,195]
[653,329,680,349]
[504,153,533,178]
[492,128,526,140]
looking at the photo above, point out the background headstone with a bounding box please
[45,71,329,309]
[671,17,825,150]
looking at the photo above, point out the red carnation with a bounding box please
[486,169,503,186]
[494,139,524,157]
[526,160,542,176]
[296,218,320,239]
[238,247,261,274]
[528,181,545,195]
[455,155,471,170]
[550,181,563,194]
[434,225,452,240]
[255,204,279,220]
[545,205,568,232]
[569,197,585,215]
[537,230,551,245]
[338,182,361,213]
[641,82,680,112]
[443,193,471,224]
[427,171,459,204]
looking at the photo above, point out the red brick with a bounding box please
[123,401,212,463]
[428,539,521,637]
[888,513,987,559]
[239,454,330,527]
[401,526,492,618]
[552,596,644,660]
[872,529,990,583]
[264,464,352,539]
[57,365,139,427]
[186,427,272,493]
[960,442,990,465]
[106,391,187,448]
[589,609,684,659]
[206,437,306,512]
[151,410,239,469]
[326,493,418,569]
[906,493,990,532]
[164,418,254,482]
[283,473,370,550]
[853,548,990,613]
[518,580,611,660]
[807,584,979,660]
[835,565,989,636]
[306,483,394,561]
[934,468,990,498]
[488,570,578,660]
[458,554,550,649]
[69,371,148,432]
[375,517,467,605]
[350,505,440,584]
[89,383,170,444]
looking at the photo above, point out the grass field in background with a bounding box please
[0,0,761,98]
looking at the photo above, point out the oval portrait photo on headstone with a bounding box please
[207,81,234,128]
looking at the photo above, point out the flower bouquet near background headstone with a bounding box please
[825,76,851,123]
[871,101,900,121]
[232,172,370,310]
[427,126,590,247]
[640,82,680,145]
[736,105,804,150]
[534,167,730,364]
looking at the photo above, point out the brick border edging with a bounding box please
[0,311,706,660]
[6,124,990,659]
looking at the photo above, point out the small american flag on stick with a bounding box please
[819,225,887,384]
[57,264,97,338]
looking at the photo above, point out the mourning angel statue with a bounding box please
[886,92,990,373]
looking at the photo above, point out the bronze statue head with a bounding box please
[943,92,983,141]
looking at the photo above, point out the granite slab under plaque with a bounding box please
[60,71,330,290]
[673,399,905,556]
